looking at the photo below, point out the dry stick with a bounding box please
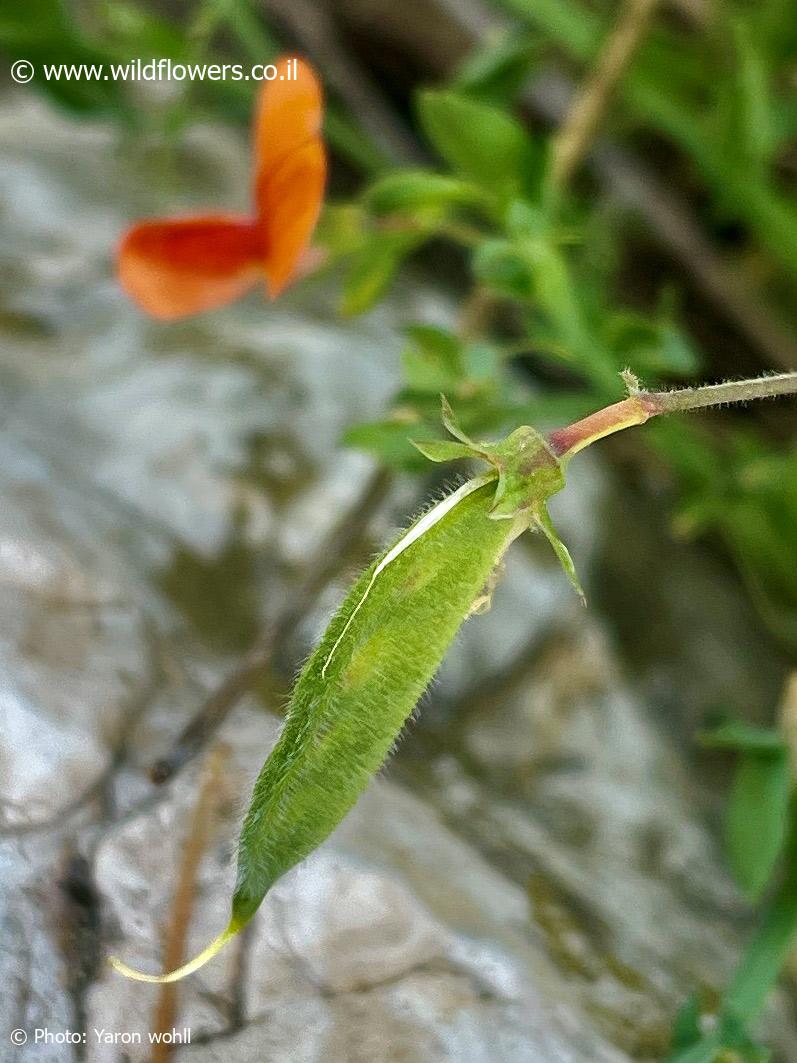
[458,286,496,341]
[150,744,230,1063]
[779,671,797,785]
[670,0,710,24]
[150,468,393,784]
[550,0,663,189]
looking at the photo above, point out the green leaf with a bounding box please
[722,849,797,1025]
[522,239,593,356]
[669,995,704,1053]
[505,200,549,238]
[401,326,464,393]
[365,170,485,215]
[718,19,774,177]
[698,721,784,753]
[314,204,367,258]
[417,90,538,195]
[664,1034,723,1063]
[453,30,541,105]
[606,311,701,377]
[437,395,470,444]
[341,232,421,316]
[725,749,790,899]
[411,439,476,463]
[475,235,603,373]
[405,324,461,361]
[472,239,534,300]
[342,418,427,470]
[463,342,502,384]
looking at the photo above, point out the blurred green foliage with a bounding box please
[495,0,797,286]
[670,715,797,1061]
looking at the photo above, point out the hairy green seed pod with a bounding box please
[233,477,521,924]
[111,408,576,982]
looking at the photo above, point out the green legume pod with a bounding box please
[233,477,519,924]
[111,475,526,983]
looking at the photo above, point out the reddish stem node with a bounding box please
[548,373,797,461]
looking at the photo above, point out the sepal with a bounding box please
[416,396,566,523]
[411,439,478,463]
[534,505,586,604]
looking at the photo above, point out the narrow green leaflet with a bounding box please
[365,170,485,216]
[725,749,790,899]
[535,505,585,602]
[665,1034,723,1063]
[698,720,784,753]
[412,439,475,463]
[668,846,797,1060]
[723,851,797,1026]
[401,325,464,393]
[342,231,422,317]
[721,19,774,177]
[667,994,704,1056]
[473,239,535,300]
[342,418,428,471]
[453,30,541,105]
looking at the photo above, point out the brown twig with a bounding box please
[550,0,663,190]
[150,468,393,784]
[668,0,711,27]
[150,744,230,1063]
[778,672,797,782]
[458,286,495,340]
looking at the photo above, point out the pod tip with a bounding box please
[109,922,238,983]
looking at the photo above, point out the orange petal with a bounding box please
[258,138,327,297]
[118,215,261,320]
[252,56,323,185]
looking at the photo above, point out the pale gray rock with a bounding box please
[87,707,626,1063]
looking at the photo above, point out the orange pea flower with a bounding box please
[118,56,326,320]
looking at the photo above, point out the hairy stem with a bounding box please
[548,371,797,460]
[648,373,797,412]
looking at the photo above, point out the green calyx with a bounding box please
[413,396,584,601]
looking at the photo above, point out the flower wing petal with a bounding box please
[252,56,323,183]
[118,215,261,320]
[258,138,326,297]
